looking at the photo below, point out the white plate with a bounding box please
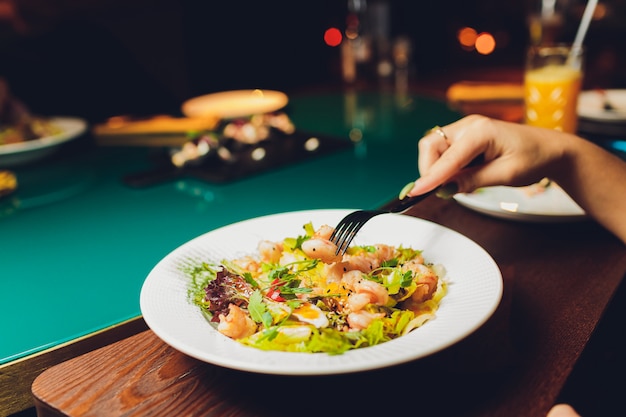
[578,89,626,122]
[140,209,503,375]
[181,89,288,119]
[454,183,586,223]
[0,117,88,167]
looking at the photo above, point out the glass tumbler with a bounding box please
[524,44,584,133]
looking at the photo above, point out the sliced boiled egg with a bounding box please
[292,303,329,328]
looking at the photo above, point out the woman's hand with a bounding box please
[408,114,626,245]
[408,114,567,197]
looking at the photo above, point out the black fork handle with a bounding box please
[389,154,485,213]
[386,188,437,213]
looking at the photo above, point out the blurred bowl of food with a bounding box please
[0,116,88,167]
[1,78,87,167]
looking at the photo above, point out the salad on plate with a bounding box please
[187,221,447,354]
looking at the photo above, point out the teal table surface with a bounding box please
[0,91,460,365]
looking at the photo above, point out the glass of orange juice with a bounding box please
[524,44,584,133]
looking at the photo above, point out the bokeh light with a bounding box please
[457,27,477,49]
[324,27,342,47]
[475,32,496,55]
[456,26,497,55]
[345,13,360,40]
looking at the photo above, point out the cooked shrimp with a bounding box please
[323,261,349,284]
[371,244,396,261]
[347,310,385,330]
[217,304,257,339]
[313,224,335,240]
[301,238,342,264]
[342,252,378,272]
[341,243,397,272]
[346,293,372,311]
[232,256,260,273]
[401,260,439,303]
[258,240,283,263]
[342,270,389,311]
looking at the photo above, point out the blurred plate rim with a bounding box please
[0,116,88,167]
[453,184,586,223]
[0,116,88,155]
[181,89,288,119]
[578,89,626,122]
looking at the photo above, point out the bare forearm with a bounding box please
[552,135,626,244]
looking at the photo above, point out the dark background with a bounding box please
[1,0,624,123]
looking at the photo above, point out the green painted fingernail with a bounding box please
[398,181,415,200]
[424,125,440,136]
[436,182,459,200]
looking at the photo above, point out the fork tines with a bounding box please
[329,186,442,256]
[330,210,385,255]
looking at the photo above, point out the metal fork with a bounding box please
[329,152,484,255]
[329,188,437,256]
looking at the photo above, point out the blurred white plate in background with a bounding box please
[182,89,288,120]
[454,183,586,223]
[0,117,88,167]
[578,89,626,122]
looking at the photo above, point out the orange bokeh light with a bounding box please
[475,32,496,55]
[457,27,477,47]
[324,27,342,47]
